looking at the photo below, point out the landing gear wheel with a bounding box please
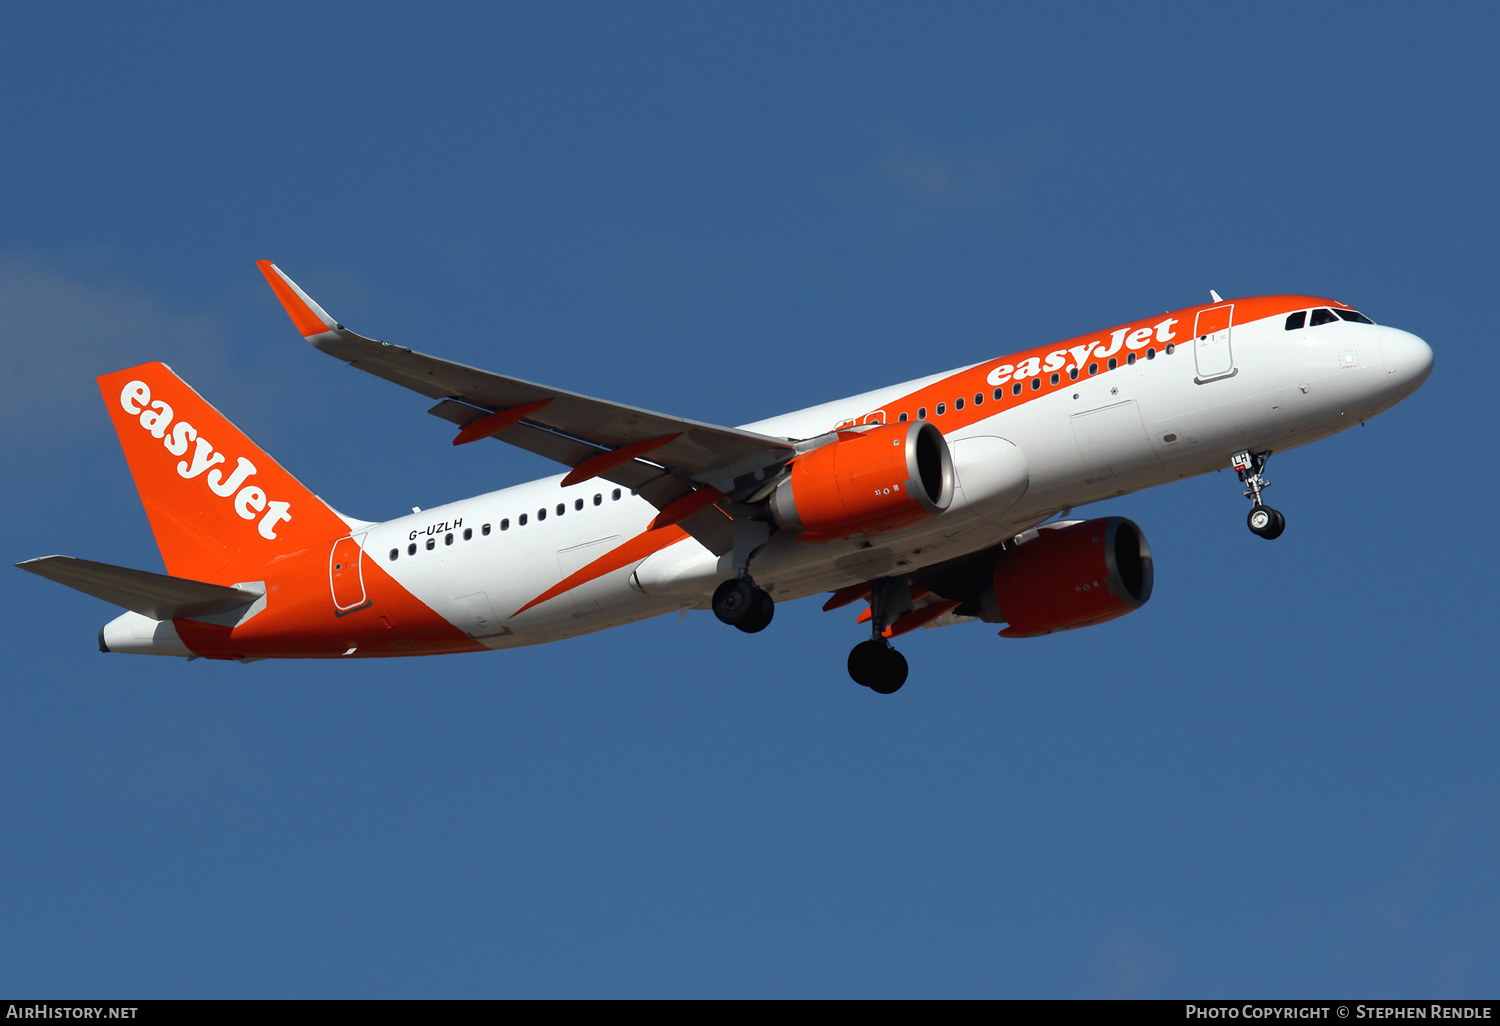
[847,640,909,694]
[712,579,756,626]
[734,589,775,634]
[1247,504,1285,540]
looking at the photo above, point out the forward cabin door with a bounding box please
[330,533,370,615]
[1193,303,1236,382]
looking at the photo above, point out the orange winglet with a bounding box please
[452,399,553,446]
[511,524,689,617]
[647,487,725,531]
[256,260,335,338]
[560,434,680,487]
[886,599,961,638]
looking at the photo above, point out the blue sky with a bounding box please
[1,3,1495,997]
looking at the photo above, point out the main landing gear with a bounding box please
[1231,450,1286,540]
[848,639,908,695]
[712,576,775,633]
[846,577,911,694]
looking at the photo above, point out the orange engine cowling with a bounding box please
[770,421,955,542]
[977,517,1153,637]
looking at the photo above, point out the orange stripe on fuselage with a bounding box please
[837,295,1345,436]
[511,524,690,618]
[174,541,485,660]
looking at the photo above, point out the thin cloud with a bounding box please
[0,259,231,453]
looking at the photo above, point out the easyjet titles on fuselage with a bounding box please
[985,316,1180,386]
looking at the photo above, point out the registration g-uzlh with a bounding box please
[986,317,1180,385]
[118,379,293,540]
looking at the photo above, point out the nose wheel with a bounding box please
[1231,450,1286,540]
[1247,504,1286,539]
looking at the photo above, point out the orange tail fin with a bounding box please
[99,362,351,583]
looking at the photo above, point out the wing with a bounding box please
[258,261,797,554]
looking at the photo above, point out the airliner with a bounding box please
[17,264,1433,693]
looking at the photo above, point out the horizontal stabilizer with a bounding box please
[16,556,262,621]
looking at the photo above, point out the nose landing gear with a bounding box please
[1232,450,1286,540]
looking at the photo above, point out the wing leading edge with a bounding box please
[257,261,797,554]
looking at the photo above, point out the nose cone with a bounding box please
[1380,327,1434,398]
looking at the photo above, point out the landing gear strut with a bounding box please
[713,576,774,633]
[846,577,911,694]
[1231,450,1286,540]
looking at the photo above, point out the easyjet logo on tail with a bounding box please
[118,380,293,540]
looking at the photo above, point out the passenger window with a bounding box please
[1108,357,1118,370]
[407,543,416,555]
[1126,352,1136,365]
[1030,378,1041,390]
[593,494,602,506]
[1336,309,1375,324]
[1285,310,1307,330]
[612,489,622,500]
[483,523,492,535]
[1069,367,1079,380]
[426,538,435,551]
[918,407,927,420]
[1049,372,1059,385]
[1088,362,1098,375]
[500,519,509,531]
[389,548,398,561]
[538,508,546,521]
[463,527,472,541]
[898,412,908,422]
[954,397,964,411]
[1011,382,1022,396]
[519,513,528,526]
[445,533,453,545]
[936,402,946,416]
[993,388,1004,401]
[556,503,565,516]
[974,392,983,406]
[1146,347,1156,360]
[1310,308,1338,326]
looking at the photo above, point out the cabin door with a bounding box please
[330,534,370,614]
[1193,303,1236,382]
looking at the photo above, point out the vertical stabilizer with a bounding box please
[99,363,349,583]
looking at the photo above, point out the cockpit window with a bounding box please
[1309,308,1339,326]
[1335,309,1375,324]
[1285,311,1307,330]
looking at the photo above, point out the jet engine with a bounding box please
[972,516,1153,636]
[770,421,954,542]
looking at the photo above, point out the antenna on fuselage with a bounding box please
[1209,289,1223,303]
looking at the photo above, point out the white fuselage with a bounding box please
[361,310,1430,648]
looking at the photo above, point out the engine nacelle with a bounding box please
[770,421,954,542]
[977,516,1153,637]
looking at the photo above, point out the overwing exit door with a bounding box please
[330,533,370,614]
[1193,303,1236,382]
